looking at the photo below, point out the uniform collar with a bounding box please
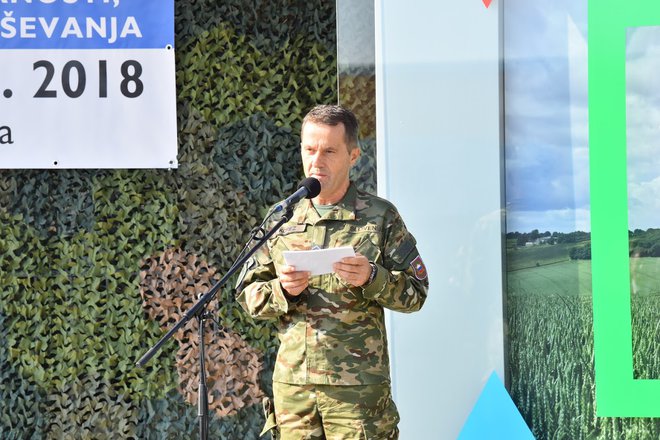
[292,182,358,224]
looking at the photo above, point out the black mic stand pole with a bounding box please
[136,207,294,440]
[197,310,209,439]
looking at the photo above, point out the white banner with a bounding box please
[0,0,177,169]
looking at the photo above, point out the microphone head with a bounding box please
[298,177,321,199]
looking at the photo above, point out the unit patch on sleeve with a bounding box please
[410,255,428,280]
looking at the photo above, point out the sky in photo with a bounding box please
[505,1,660,233]
[504,0,589,233]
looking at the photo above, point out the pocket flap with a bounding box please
[259,397,278,438]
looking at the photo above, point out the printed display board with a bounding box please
[506,0,660,437]
[0,0,177,168]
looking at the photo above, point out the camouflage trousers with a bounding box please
[266,381,400,440]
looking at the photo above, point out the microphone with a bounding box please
[273,177,321,213]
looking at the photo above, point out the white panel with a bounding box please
[0,49,177,169]
[375,1,504,439]
[0,0,176,169]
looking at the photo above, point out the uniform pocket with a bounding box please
[388,233,416,267]
[270,228,311,269]
[360,387,400,440]
[354,233,382,264]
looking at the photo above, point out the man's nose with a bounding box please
[311,152,323,167]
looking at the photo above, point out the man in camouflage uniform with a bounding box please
[237,105,428,439]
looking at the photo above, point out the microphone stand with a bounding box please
[136,207,294,440]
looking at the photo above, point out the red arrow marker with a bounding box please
[483,0,492,7]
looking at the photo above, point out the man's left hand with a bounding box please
[333,253,372,287]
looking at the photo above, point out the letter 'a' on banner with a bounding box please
[589,0,660,417]
[0,1,176,169]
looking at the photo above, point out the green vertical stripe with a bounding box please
[589,0,660,416]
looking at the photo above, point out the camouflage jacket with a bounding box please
[236,183,428,385]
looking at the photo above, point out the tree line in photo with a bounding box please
[506,228,660,260]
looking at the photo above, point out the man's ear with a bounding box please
[350,147,360,166]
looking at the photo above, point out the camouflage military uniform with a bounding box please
[237,183,428,438]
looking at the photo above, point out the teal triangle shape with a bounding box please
[458,371,535,440]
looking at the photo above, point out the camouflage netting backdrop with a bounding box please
[0,1,377,438]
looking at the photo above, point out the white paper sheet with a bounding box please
[282,246,355,276]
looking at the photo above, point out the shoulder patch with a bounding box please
[410,255,428,280]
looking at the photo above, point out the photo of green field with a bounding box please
[506,233,660,439]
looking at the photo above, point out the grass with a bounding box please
[506,243,576,272]
[507,258,660,439]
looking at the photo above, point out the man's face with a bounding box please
[300,121,360,204]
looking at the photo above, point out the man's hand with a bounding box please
[333,253,372,287]
[279,265,310,296]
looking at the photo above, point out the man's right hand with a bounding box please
[279,265,310,297]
